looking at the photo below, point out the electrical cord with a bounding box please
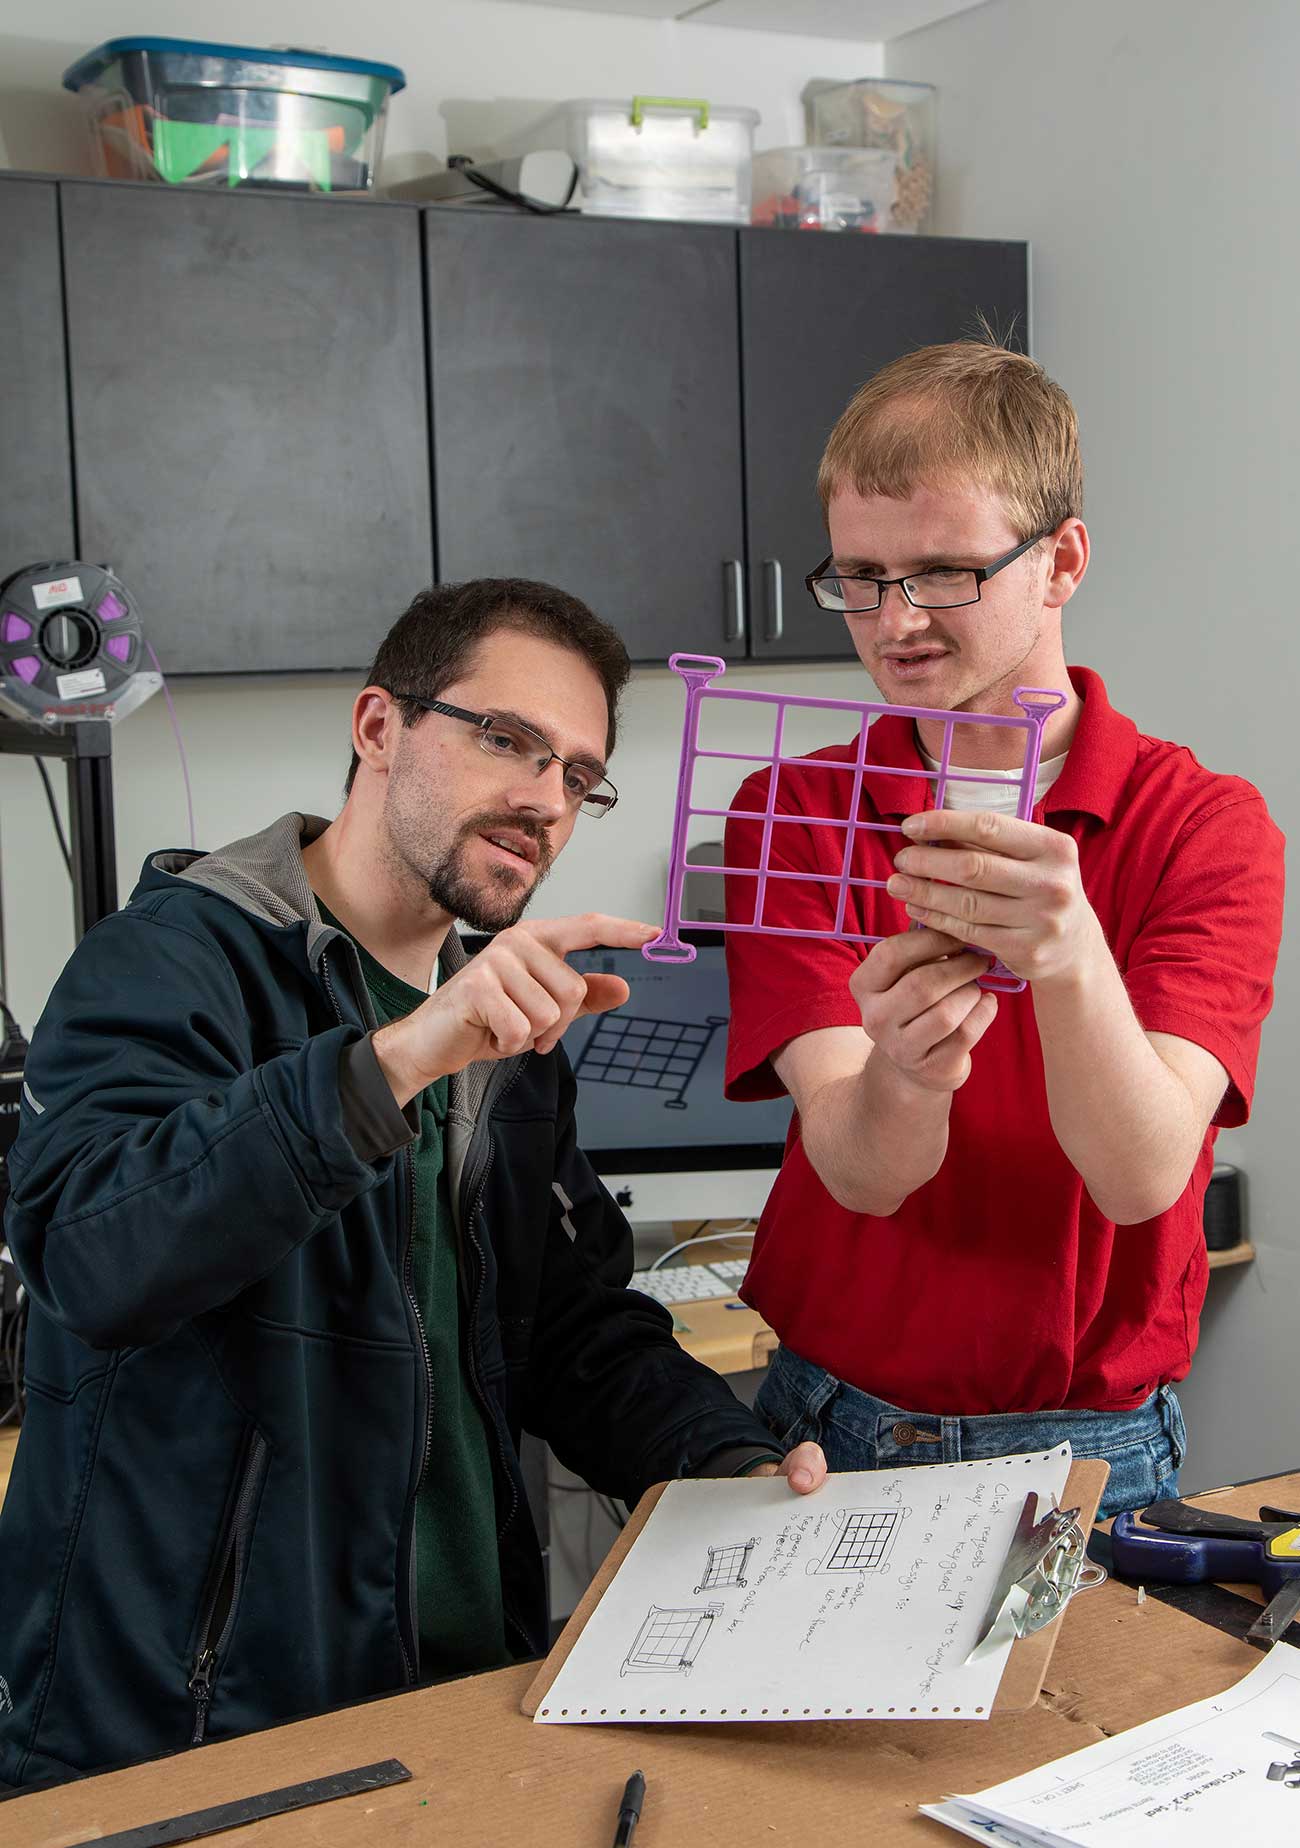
[33,759,72,877]
[446,153,579,215]
[145,641,196,849]
[0,1282,26,1428]
[648,1223,757,1272]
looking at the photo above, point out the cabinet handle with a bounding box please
[763,558,784,643]
[723,560,747,646]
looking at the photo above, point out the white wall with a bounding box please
[0,0,883,177]
[888,0,1299,1493]
[3,657,870,1032]
[0,0,881,1027]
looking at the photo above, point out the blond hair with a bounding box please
[817,341,1083,539]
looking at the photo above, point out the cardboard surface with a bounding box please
[5,1660,1107,1848]
[6,1470,1295,1848]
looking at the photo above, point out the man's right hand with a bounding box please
[371,914,659,1105]
[849,927,998,1095]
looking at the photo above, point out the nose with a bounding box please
[504,757,569,824]
[873,581,932,643]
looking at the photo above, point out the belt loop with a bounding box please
[943,1415,962,1464]
[805,1367,840,1421]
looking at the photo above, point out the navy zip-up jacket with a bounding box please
[0,815,776,1786]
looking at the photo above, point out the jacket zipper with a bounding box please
[321,947,426,1688]
[457,1066,534,1656]
[401,1137,435,1681]
[324,937,528,1662]
[187,1431,269,1745]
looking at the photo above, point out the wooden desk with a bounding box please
[669,1288,776,1373]
[8,1470,1297,1848]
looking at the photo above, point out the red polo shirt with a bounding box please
[723,667,1284,1413]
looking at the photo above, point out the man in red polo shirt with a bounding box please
[724,342,1284,1515]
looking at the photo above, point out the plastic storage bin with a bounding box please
[752,147,899,233]
[62,38,405,192]
[802,79,936,234]
[500,97,760,225]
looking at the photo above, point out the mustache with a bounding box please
[461,810,554,872]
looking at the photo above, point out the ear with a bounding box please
[1042,518,1089,611]
[351,686,401,782]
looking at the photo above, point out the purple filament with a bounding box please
[646,654,1066,994]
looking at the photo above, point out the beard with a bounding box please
[422,809,555,932]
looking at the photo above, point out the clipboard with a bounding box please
[522,1456,1109,1719]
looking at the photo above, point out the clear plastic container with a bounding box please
[499,97,760,225]
[62,37,406,192]
[802,79,937,234]
[751,147,900,233]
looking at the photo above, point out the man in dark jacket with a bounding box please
[0,578,825,1787]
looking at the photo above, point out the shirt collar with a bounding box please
[862,666,1138,824]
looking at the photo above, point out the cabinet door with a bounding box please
[0,177,75,568]
[740,231,1029,662]
[425,209,747,666]
[60,183,432,673]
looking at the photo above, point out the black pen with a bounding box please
[612,1769,645,1848]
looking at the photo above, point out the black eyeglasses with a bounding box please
[395,696,619,818]
[805,531,1051,614]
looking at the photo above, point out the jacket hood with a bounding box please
[150,812,465,984]
[149,811,486,1179]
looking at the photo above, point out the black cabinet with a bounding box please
[0,177,75,571]
[739,230,1030,661]
[60,183,432,673]
[425,209,748,665]
[7,180,1027,675]
[427,208,1027,666]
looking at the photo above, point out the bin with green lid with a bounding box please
[498,96,760,225]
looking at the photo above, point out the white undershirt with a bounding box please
[917,738,1069,813]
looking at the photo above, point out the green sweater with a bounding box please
[325,913,509,1678]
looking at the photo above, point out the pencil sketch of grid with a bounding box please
[572,1013,728,1110]
[620,1603,724,1676]
[695,1538,758,1594]
[644,654,1067,993]
[807,1508,902,1576]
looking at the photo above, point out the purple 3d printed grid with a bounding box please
[644,654,1067,994]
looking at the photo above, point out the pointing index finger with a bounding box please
[530,913,661,957]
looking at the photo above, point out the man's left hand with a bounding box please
[886,809,1104,985]
[748,1441,827,1495]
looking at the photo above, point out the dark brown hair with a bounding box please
[345,578,631,795]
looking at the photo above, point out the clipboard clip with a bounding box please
[967,1493,1106,1663]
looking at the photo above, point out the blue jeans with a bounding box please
[755,1346,1187,1521]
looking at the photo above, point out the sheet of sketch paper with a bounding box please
[533,1446,1073,1725]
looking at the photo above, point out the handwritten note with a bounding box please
[534,1445,1072,1725]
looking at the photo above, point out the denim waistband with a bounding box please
[762,1344,1185,1471]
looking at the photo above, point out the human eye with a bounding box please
[563,765,596,800]
[482,722,524,758]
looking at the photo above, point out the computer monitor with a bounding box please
[460,928,792,1221]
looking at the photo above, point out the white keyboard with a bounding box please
[629,1258,751,1304]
